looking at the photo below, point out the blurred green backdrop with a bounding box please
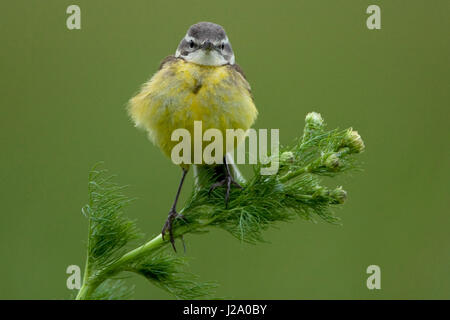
[0,0,449,299]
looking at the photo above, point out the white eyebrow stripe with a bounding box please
[184,35,196,43]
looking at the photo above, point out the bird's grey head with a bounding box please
[175,22,235,66]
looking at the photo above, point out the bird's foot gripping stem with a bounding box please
[208,171,243,208]
[161,209,186,252]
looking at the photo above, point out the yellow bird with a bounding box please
[128,22,257,250]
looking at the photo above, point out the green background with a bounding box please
[1,0,449,299]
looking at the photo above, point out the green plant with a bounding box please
[75,112,365,300]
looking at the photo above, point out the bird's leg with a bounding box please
[209,156,243,208]
[162,168,188,252]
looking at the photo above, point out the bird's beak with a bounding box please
[201,40,214,52]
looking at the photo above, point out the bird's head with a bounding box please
[175,22,235,66]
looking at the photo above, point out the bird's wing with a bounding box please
[230,63,247,80]
[230,63,253,100]
[158,55,179,70]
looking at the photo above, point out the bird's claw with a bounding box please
[161,209,186,252]
[208,175,242,208]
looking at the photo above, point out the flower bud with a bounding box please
[305,112,324,128]
[303,112,325,142]
[324,153,340,171]
[343,129,365,153]
[280,151,294,163]
[330,186,347,204]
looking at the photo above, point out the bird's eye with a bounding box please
[189,40,195,48]
[221,43,225,50]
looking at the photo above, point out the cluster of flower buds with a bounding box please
[323,127,365,172]
[312,185,348,204]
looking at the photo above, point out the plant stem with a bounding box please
[76,234,166,300]
[279,166,309,183]
[105,234,165,273]
[75,282,95,300]
[76,162,250,299]
[77,199,93,300]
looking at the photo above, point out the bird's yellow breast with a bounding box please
[128,59,257,161]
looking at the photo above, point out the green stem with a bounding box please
[75,219,217,299]
[76,163,246,300]
[76,234,166,300]
[75,282,96,300]
[104,234,165,274]
[279,166,309,183]
[77,198,93,300]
